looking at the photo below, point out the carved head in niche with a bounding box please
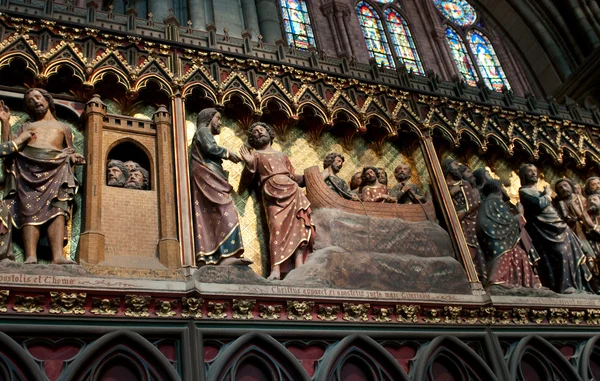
[125,165,150,190]
[459,163,475,186]
[394,163,412,182]
[554,178,576,200]
[123,160,137,172]
[107,159,129,187]
[588,194,600,216]
[323,152,344,173]
[361,166,380,186]
[24,88,56,120]
[585,177,600,197]
[248,122,275,148]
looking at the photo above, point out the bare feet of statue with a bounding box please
[267,265,281,281]
[220,256,254,266]
[294,251,304,268]
[24,256,37,264]
[52,257,76,265]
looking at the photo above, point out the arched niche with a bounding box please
[0,332,47,381]
[63,330,180,381]
[91,71,128,115]
[0,56,36,89]
[45,64,84,98]
[578,336,600,381]
[411,336,497,381]
[314,334,410,381]
[207,332,310,381]
[106,139,152,190]
[507,335,582,381]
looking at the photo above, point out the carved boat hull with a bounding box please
[304,166,436,222]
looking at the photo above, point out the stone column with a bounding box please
[334,8,352,57]
[241,0,260,38]
[79,95,107,265]
[205,0,215,26]
[323,8,342,56]
[419,129,483,292]
[189,0,206,30]
[153,105,181,269]
[171,94,195,267]
[148,0,172,22]
[256,0,282,43]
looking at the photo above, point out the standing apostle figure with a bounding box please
[519,164,592,293]
[240,122,314,280]
[190,108,250,266]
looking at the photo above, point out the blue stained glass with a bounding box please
[385,9,424,75]
[468,30,510,92]
[445,26,478,87]
[356,1,395,68]
[375,0,394,3]
[434,0,477,26]
[280,0,316,51]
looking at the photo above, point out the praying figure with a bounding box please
[519,164,592,293]
[240,122,315,280]
[389,163,426,204]
[2,89,85,264]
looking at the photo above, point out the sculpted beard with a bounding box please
[396,172,410,182]
[108,175,126,187]
[447,167,463,181]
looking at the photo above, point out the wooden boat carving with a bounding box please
[304,166,436,222]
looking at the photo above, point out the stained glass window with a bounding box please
[433,0,477,26]
[280,0,316,50]
[468,30,510,91]
[445,26,478,87]
[356,1,395,68]
[374,0,394,3]
[385,9,424,75]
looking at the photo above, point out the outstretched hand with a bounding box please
[239,145,254,164]
[228,151,242,164]
[0,100,10,125]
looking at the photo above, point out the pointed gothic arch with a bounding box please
[507,335,582,381]
[206,332,310,381]
[0,332,47,381]
[444,25,479,87]
[412,336,498,381]
[578,336,600,381]
[315,334,410,381]
[63,330,180,381]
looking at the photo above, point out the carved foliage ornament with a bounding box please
[372,307,392,322]
[182,297,203,318]
[13,295,44,313]
[0,290,9,313]
[317,305,339,321]
[396,304,420,323]
[125,295,151,317]
[343,303,370,322]
[259,304,282,320]
[232,299,255,320]
[49,292,86,314]
[155,300,178,317]
[207,301,228,319]
[91,297,120,315]
[287,301,314,320]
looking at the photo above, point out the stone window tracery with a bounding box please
[384,8,424,75]
[436,0,511,91]
[356,1,395,68]
[280,0,316,51]
[356,1,425,74]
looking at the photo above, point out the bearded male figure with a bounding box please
[586,193,600,278]
[190,108,249,266]
[107,159,129,187]
[554,178,595,258]
[2,89,84,264]
[389,163,426,204]
[321,152,358,200]
[519,164,592,293]
[442,159,486,280]
[360,166,396,203]
[240,122,314,280]
[124,164,150,190]
[585,177,600,197]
